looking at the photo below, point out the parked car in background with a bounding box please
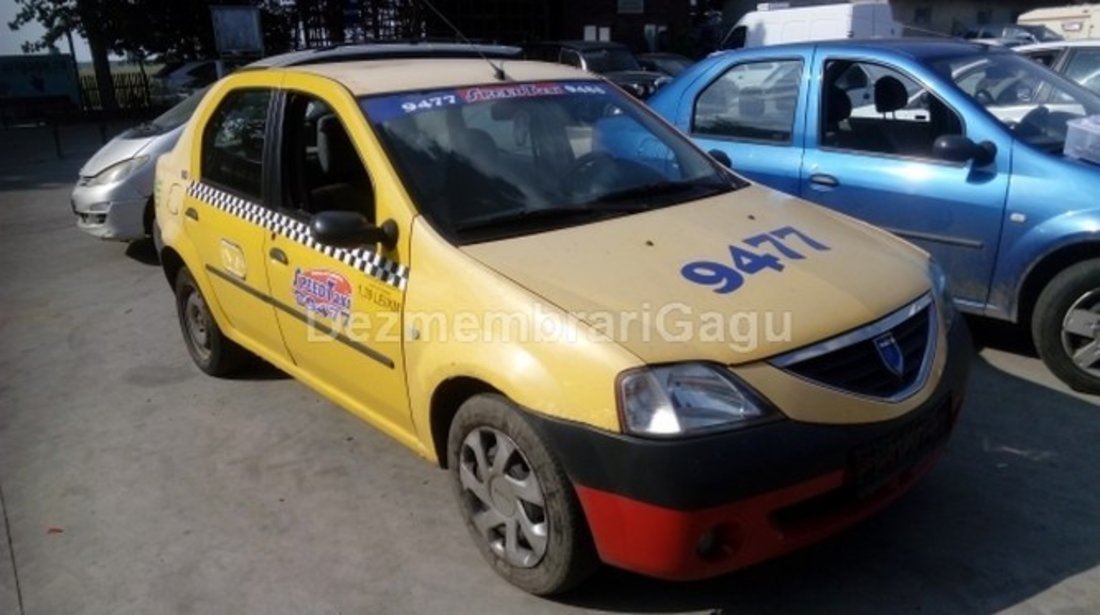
[152,60,219,104]
[963,23,1062,44]
[155,43,969,595]
[1018,40,1100,94]
[1019,3,1100,41]
[72,87,207,241]
[637,52,694,77]
[972,37,1034,49]
[649,39,1100,393]
[717,0,898,51]
[522,40,665,97]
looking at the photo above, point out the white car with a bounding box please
[72,89,205,241]
[1018,40,1100,95]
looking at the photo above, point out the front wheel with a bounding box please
[447,394,598,595]
[1032,259,1100,393]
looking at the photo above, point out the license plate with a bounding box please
[850,401,949,497]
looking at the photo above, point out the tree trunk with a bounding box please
[77,0,117,111]
[64,30,89,110]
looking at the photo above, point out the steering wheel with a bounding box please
[975,89,995,106]
[568,151,619,199]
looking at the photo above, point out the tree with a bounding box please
[9,0,117,110]
[10,0,295,110]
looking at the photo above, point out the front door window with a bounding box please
[820,60,963,159]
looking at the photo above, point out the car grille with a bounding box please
[771,295,936,401]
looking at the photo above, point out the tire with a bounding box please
[143,199,155,237]
[174,267,251,377]
[447,394,598,595]
[1032,258,1100,393]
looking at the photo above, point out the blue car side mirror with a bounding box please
[933,135,997,167]
[708,149,733,168]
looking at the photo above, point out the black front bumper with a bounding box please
[524,318,973,511]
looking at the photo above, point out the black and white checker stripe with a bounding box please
[187,182,409,291]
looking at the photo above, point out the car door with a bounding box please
[797,53,1010,305]
[263,78,414,440]
[682,54,809,195]
[185,80,288,360]
[1058,46,1100,94]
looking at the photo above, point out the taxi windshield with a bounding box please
[934,52,1100,153]
[361,80,739,243]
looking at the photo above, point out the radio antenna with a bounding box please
[417,0,509,81]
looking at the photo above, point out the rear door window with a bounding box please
[692,59,802,143]
[201,89,272,200]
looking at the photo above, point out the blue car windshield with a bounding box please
[934,52,1100,153]
[361,80,739,243]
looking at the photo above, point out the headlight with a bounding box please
[88,155,149,186]
[929,260,956,329]
[617,363,777,437]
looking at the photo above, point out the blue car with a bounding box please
[649,38,1100,393]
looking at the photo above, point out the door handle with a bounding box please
[269,247,288,265]
[185,207,199,221]
[809,173,839,188]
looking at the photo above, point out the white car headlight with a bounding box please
[617,363,777,437]
[88,155,149,186]
[929,260,956,330]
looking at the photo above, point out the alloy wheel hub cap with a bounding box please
[458,427,549,568]
[1061,289,1100,376]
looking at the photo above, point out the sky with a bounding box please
[1,0,93,61]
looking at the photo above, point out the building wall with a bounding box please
[429,0,696,52]
[558,0,694,51]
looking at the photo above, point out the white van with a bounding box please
[1018,4,1100,41]
[719,1,899,50]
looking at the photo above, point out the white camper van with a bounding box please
[719,1,899,50]
[1018,4,1100,41]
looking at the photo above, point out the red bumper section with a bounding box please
[574,434,950,582]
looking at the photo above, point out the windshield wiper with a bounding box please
[593,178,732,207]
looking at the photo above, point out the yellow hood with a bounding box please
[462,186,931,365]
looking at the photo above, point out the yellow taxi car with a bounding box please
[154,43,971,595]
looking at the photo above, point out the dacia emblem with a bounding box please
[874,332,905,378]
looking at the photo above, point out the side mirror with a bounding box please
[310,211,398,250]
[933,135,997,166]
[709,149,733,168]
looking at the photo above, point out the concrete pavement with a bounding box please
[1,157,1099,614]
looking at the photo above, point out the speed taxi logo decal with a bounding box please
[682,225,830,294]
[293,269,353,323]
[186,182,409,290]
[363,80,608,122]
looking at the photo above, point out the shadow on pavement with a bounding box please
[559,354,1100,613]
[966,315,1037,358]
[229,359,291,381]
[125,238,160,266]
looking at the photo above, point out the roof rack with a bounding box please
[248,41,522,69]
